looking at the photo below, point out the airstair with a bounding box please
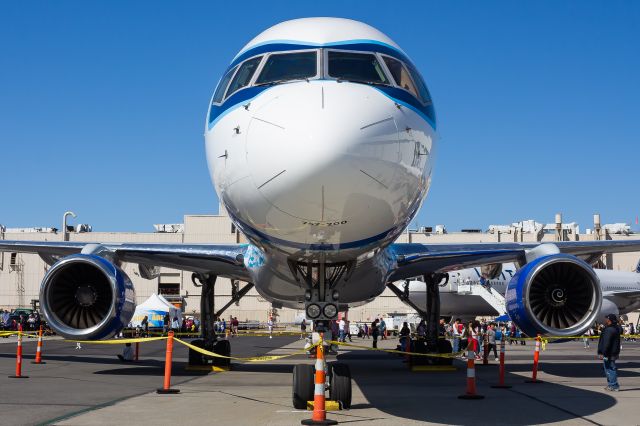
[457,280,507,316]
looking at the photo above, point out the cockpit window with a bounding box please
[212,65,237,104]
[226,56,262,98]
[328,51,390,85]
[255,51,317,85]
[406,63,433,105]
[383,56,432,104]
[382,56,420,100]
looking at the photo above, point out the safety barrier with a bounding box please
[458,338,483,399]
[157,331,180,394]
[525,334,543,383]
[491,337,511,389]
[301,332,338,426]
[8,325,28,379]
[327,340,463,358]
[31,326,45,364]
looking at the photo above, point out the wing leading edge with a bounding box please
[0,241,250,281]
[389,240,640,281]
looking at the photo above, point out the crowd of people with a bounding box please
[0,309,43,331]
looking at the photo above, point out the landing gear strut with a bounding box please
[188,274,231,367]
[388,273,453,365]
[291,259,352,410]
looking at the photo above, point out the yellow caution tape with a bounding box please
[67,336,167,344]
[326,340,464,358]
[173,337,318,362]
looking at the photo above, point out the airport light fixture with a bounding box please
[63,211,77,242]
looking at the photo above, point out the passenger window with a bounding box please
[255,51,317,85]
[383,56,419,100]
[226,56,263,98]
[328,51,389,84]
[212,66,237,104]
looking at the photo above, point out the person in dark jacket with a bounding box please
[597,314,622,391]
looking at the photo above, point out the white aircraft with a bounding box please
[393,263,640,321]
[2,17,640,408]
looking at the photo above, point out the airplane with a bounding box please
[2,17,640,409]
[392,262,640,321]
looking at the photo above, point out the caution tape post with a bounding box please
[31,325,46,365]
[458,338,483,399]
[157,331,180,394]
[525,334,543,384]
[9,325,29,379]
[134,341,139,362]
[491,337,511,389]
[301,331,337,426]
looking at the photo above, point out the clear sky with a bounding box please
[1,1,638,232]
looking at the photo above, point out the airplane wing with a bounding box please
[0,240,250,281]
[389,240,640,280]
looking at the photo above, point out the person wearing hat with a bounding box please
[597,314,622,391]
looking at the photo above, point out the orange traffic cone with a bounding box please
[9,325,29,378]
[31,326,46,364]
[301,332,337,425]
[458,338,483,399]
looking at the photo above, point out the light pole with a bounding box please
[63,211,77,242]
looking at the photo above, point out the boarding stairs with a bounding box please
[457,281,507,316]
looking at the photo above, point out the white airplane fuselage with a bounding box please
[204,18,436,308]
[404,264,640,319]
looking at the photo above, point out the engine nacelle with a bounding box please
[506,254,602,337]
[40,254,136,340]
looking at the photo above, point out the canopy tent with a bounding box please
[130,293,182,328]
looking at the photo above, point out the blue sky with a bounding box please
[0,1,638,232]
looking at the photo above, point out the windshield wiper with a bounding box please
[254,77,310,87]
[336,78,390,87]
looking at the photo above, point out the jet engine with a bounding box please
[506,254,602,337]
[40,254,136,340]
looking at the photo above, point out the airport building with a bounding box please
[1,207,639,325]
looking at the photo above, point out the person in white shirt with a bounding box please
[338,318,346,342]
[117,343,134,362]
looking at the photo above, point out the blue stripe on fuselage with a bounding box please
[207,40,436,130]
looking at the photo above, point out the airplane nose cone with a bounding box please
[246,82,408,225]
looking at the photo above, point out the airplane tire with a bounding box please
[292,364,314,409]
[329,363,352,409]
[213,340,231,367]
[188,339,205,366]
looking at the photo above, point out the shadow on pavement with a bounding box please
[335,351,618,425]
[508,361,640,378]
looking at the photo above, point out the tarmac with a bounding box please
[1,333,639,425]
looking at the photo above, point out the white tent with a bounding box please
[130,293,182,328]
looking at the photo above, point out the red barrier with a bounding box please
[156,331,180,394]
[302,332,337,425]
[9,325,29,379]
[458,338,484,399]
[491,337,511,389]
[525,334,543,383]
[31,326,45,364]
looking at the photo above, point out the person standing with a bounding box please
[399,322,411,352]
[141,315,149,337]
[452,318,462,354]
[163,312,170,335]
[379,317,387,340]
[486,323,498,361]
[584,327,593,349]
[300,320,307,339]
[598,314,622,391]
[338,317,346,342]
[371,319,380,348]
[363,322,370,339]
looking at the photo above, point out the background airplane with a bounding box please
[392,262,640,322]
